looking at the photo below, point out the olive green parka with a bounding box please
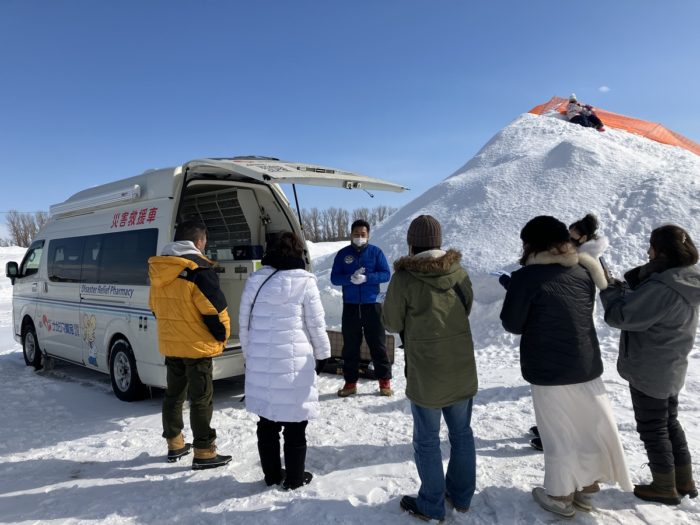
[382,249,477,408]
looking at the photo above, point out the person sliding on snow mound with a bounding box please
[567,93,606,132]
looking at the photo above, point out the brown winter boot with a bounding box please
[337,383,357,397]
[378,379,393,396]
[192,442,232,471]
[675,464,698,499]
[166,433,192,463]
[633,470,682,505]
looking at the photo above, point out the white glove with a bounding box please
[351,273,367,285]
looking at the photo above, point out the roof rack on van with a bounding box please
[49,184,142,218]
[230,155,281,161]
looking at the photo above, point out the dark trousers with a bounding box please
[630,385,692,473]
[257,417,308,486]
[162,356,216,449]
[570,114,604,129]
[341,303,391,383]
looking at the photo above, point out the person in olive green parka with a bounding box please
[382,215,477,522]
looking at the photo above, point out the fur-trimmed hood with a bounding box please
[578,235,609,259]
[394,249,461,273]
[393,249,464,291]
[526,246,608,290]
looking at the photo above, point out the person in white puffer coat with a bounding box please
[239,232,331,490]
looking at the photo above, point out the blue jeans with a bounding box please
[410,398,476,520]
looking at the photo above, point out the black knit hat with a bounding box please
[407,215,442,248]
[520,216,569,252]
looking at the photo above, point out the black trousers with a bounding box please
[341,303,391,383]
[257,417,308,486]
[162,357,216,449]
[570,114,604,129]
[630,385,692,473]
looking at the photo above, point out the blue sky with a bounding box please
[1,1,699,238]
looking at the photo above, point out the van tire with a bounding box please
[109,339,147,402]
[22,323,43,370]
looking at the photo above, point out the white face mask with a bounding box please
[352,237,368,247]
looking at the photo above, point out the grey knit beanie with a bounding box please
[407,215,442,248]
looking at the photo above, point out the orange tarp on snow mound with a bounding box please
[529,96,700,157]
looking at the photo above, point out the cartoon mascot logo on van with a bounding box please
[82,314,98,366]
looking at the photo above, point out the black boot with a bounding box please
[283,444,312,490]
[258,441,284,486]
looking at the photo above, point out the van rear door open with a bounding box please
[182,158,409,192]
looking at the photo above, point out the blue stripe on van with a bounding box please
[13,295,156,318]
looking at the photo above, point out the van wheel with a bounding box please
[22,324,43,370]
[109,339,147,402]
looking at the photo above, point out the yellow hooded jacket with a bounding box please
[148,251,231,358]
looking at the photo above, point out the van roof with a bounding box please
[59,167,179,206]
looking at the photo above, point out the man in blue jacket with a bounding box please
[331,220,392,397]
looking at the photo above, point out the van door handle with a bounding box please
[32,283,38,292]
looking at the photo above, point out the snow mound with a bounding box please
[316,113,700,344]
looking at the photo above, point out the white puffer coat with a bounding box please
[239,267,331,422]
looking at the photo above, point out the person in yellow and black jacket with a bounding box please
[149,220,232,470]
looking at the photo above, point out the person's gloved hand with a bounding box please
[351,273,367,285]
[498,273,511,289]
[489,270,511,290]
[315,358,329,375]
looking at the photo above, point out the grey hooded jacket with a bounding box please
[600,265,700,399]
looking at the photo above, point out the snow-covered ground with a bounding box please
[2,114,700,524]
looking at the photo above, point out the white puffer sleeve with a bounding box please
[302,276,331,359]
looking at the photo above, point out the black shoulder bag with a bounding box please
[247,269,280,329]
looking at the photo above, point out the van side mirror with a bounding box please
[6,261,18,285]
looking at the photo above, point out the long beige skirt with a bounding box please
[531,377,633,496]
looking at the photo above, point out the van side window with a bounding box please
[47,230,158,285]
[80,235,102,282]
[19,240,45,277]
[98,229,157,285]
[48,238,85,282]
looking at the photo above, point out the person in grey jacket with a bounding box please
[601,224,700,505]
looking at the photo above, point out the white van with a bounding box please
[6,156,406,401]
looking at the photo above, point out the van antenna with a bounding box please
[363,189,375,198]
